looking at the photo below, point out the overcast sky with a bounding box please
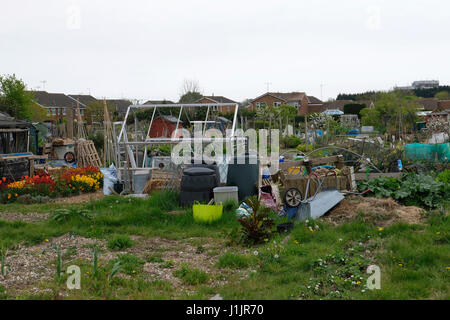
[1,0,449,103]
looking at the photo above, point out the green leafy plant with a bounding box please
[437,169,450,184]
[358,173,449,208]
[109,261,122,282]
[237,196,275,245]
[51,208,92,222]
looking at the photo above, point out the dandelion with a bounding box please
[398,263,403,267]
[294,240,299,244]
[338,238,343,242]
[378,227,383,231]
[446,267,450,270]
[274,254,279,259]
[356,281,361,285]
[315,225,319,229]
[253,250,259,256]
[361,289,366,293]
[45,239,49,242]
[436,232,440,235]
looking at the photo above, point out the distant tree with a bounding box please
[434,91,449,100]
[343,103,366,118]
[29,104,48,122]
[360,92,419,134]
[86,100,117,123]
[0,74,34,120]
[279,104,297,119]
[179,79,202,103]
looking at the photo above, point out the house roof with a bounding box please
[251,92,306,103]
[416,98,439,111]
[144,100,175,105]
[28,91,79,109]
[323,100,354,110]
[307,96,323,104]
[68,94,98,107]
[105,99,133,114]
[323,100,374,111]
[196,96,237,104]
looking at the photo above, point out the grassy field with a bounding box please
[0,191,448,300]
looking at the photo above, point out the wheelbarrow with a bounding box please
[284,168,344,221]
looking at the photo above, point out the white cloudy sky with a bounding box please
[1,0,449,102]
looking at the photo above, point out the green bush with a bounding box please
[282,135,302,148]
[107,235,134,251]
[437,170,450,184]
[238,196,275,245]
[296,144,313,153]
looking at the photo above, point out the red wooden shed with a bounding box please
[149,115,183,138]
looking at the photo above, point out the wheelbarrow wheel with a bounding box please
[284,188,302,208]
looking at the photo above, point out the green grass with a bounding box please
[0,190,449,300]
[173,264,209,285]
[217,252,256,269]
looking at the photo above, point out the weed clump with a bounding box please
[107,235,134,251]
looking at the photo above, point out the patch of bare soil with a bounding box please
[126,236,247,290]
[0,212,50,223]
[324,196,425,226]
[52,190,104,204]
[0,234,111,296]
[0,234,248,298]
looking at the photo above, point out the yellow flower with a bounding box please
[45,239,49,242]
[356,281,361,285]
[14,193,18,197]
[7,194,11,199]
[398,263,403,267]
[378,227,383,231]
[436,232,440,235]
[446,267,450,270]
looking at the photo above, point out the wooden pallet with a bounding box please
[76,140,102,168]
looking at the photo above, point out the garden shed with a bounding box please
[149,115,183,138]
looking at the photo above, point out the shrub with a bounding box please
[237,196,275,245]
[437,170,450,184]
[107,235,134,251]
[296,144,313,153]
[282,135,302,148]
[173,264,208,285]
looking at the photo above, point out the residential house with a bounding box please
[248,92,323,115]
[105,99,133,118]
[416,98,439,111]
[322,100,375,112]
[195,95,238,114]
[29,91,84,121]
